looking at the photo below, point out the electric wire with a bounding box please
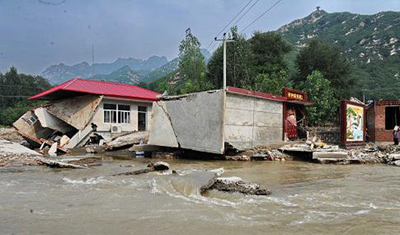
[206,0,254,51]
[232,0,260,30]
[240,0,283,33]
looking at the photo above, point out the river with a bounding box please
[1,157,399,234]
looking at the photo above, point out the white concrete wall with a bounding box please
[224,93,283,149]
[149,90,225,154]
[91,97,153,136]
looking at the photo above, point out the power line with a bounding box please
[0,95,33,98]
[232,0,260,29]
[206,0,254,51]
[216,0,254,37]
[241,0,283,33]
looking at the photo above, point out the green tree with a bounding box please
[294,40,354,99]
[244,70,289,95]
[300,71,337,126]
[207,26,253,88]
[178,28,206,82]
[0,67,51,126]
[249,31,292,75]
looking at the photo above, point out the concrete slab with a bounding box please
[0,140,41,156]
[312,151,348,159]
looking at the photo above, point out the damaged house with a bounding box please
[149,87,313,154]
[367,100,400,142]
[13,78,159,152]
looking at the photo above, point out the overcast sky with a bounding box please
[1,0,400,74]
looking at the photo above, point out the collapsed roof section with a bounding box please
[13,95,103,152]
[28,78,160,101]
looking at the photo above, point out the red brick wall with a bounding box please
[374,104,394,142]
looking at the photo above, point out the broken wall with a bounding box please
[13,111,54,147]
[47,95,102,130]
[149,90,225,154]
[224,93,283,150]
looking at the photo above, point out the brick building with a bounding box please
[366,100,400,142]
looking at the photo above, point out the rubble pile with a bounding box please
[0,153,42,167]
[0,128,25,144]
[251,147,292,161]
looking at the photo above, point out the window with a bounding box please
[104,103,130,124]
[385,107,400,130]
[138,106,147,131]
[23,114,38,125]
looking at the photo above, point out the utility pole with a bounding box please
[362,89,366,103]
[91,43,95,77]
[215,33,234,90]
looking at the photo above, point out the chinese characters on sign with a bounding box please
[287,92,304,101]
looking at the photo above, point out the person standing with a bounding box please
[393,126,399,145]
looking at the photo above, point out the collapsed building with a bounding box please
[149,87,313,154]
[367,100,400,142]
[13,78,159,153]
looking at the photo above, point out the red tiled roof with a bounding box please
[226,86,314,105]
[226,86,288,102]
[28,78,160,101]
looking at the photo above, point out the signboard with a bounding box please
[282,88,307,102]
[340,100,366,147]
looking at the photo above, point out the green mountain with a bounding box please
[41,56,168,85]
[278,8,400,100]
[89,65,141,84]
[142,58,179,83]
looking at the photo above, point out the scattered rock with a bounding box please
[389,153,400,160]
[210,177,271,196]
[112,161,170,176]
[394,160,400,166]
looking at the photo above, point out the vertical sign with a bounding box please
[340,100,366,147]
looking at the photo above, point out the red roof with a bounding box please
[226,86,314,105]
[28,78,160,101]
[226,86,287,102]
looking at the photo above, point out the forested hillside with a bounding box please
[279,8,400,99]
[0,67,51,126]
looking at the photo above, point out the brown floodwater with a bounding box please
[1,156,399,235]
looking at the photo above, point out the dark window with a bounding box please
[385,106,400,130]
[138,106,147,131]
[104,104,117,110]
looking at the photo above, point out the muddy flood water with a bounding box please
[1,156,400,235]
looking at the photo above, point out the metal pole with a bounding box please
[223,33,227,90]
[215,34,234,90]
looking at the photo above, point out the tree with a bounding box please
[244,70,289,95]
[0,67,51,126]
[207,26,253,88]
[178,28,206,83]
[294,40,354,99]
[300,71,337,126]
[249,31,291,75]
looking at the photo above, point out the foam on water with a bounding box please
[63,176,109,185]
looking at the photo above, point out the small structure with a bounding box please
[340,100,366,147]
[13,78,159,151]
[366,100,400,142]
[149,87,313,154]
